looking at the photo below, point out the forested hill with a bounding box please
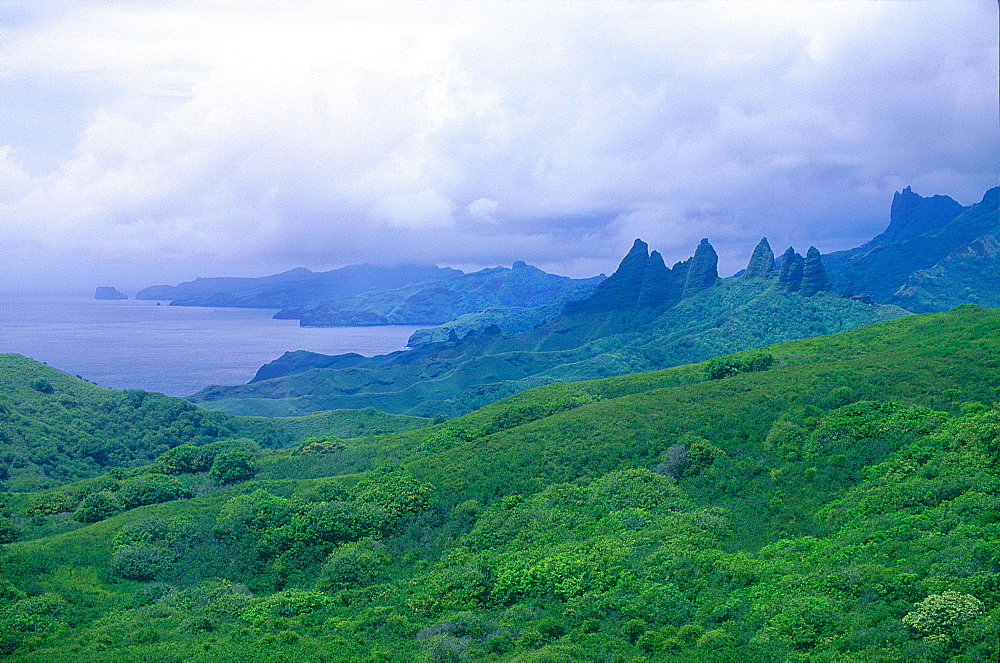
[273,260,605,328]
[190,236,909,418]
[135,263,462,308]
[1,306,997,660]
[0,354,430,492]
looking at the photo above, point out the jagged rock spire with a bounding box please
[574,239,649,311]
[777,247,804,291]
[742,238,775,279]
[801,246,832,296]
[682,238,719,299]
[637,250,688,310]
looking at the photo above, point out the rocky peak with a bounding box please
[801,246,832,296]
[742,238,775,279]
[681,238,719,299]
[778,247,804,291]
[877,186,966,245]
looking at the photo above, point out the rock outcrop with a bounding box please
[801,247,832,296]
[741,238,775,279]
[778,248,804,292]
[681,239,719,299]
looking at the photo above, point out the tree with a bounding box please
[29,378,53,394]
[705,352,774,380]
[119,474,193,509]
[156,445,211,474]
[902,591,985,642]
[208,448,257,485]
[315,538,390,591]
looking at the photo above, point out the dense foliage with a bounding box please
[0,307,997,660]
[0,355,431,493]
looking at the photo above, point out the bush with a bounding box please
[296,436,347,456]
[208,449,257,485]
[29,378,53,394]
[316,538,390,592]
[0,517,21,543]
[705,352,775,380]
[903,591,985,642]
[110,543,173,581]
[119,474,193,509]
[156,445,212,474]
[74,492,124,523]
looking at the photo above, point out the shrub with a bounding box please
[156,445,212,474]
[29,378,53,394]
[705,352,774,380]
[316,538,390,592]
[119,474,193,509]
[74,492,124,523]
[296,436,347,456]
[110,543,173,581]
[208,449,257,485]
[902,591,985,642]
[0,517,21,543]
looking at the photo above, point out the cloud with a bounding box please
[0,0,996,293]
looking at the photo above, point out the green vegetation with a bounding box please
[0,306,997,660]
[891,233,1000,313]
[191,249,909,418]
[0,354,428,492]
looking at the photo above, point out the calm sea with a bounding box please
[0,296,426,397]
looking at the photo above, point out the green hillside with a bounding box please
[890,233,1000,313]
[0,355,428,492]
[1,307,997,660]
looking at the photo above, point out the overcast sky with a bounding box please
[1,0,997,294]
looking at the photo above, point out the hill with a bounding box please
[822,185,998,304]
[135,263,462,308]
[273,260,604,328]
[0,354,429,492]
[0,307,997,660]
[189,237,909,417]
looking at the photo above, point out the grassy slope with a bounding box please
[1,307,998,661]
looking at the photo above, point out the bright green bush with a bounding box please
[110,543,173,581]
[902,591,985,642]
[73,491,123,523]
[119,474,193,509]
[316,538,390,592]
[208,448,257,485]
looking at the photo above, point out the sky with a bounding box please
[1,0,997,294]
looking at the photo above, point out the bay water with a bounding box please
[0,296,426,397]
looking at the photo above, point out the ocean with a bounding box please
[0,296,427,397]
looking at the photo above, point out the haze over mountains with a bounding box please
[184,186,997,418]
